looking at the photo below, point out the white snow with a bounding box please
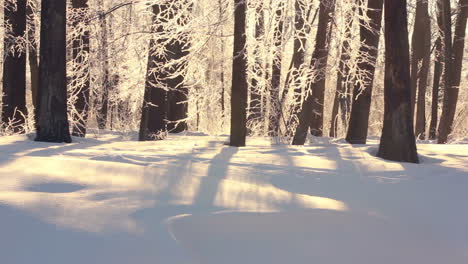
[0,133,467,264]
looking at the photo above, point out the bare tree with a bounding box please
[27,0,39,110]
[438,0,467,143]
[293,0,335,145]
[35,0,72,143]
[2,0,27,132]
[70,0,91,137]
[345,0,383,144]
[411,0,431,139]
[230,0,248,146]
[377,0,418,163]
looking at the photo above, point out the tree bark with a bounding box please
[268,2,285,137]
[345,0,383,144]
[411,0,431,139]
[230,0,248,146]
[71,0,91,137]
[292,0,335,145]
[377,0,418,163]
[35,0,72,143]
[2,0,27,132]
[438,0,466,143]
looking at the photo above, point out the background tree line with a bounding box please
[0,0,466,163]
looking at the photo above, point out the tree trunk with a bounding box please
[35,0,71,143]
[71,0,91,137]
[230,0,248,146]
[411,0,431,139]
[96,0,110,130]
[438,0,466,144]
[268,2,285,137]
[2,0,27,132]
[377,0,418,163]
[345,0,383,144]
[139,5,169,141]
[27,1,39,111]
[292,0,335,145]
[330,9,353,138]
[248,3,264,133]
[428,37,442,140]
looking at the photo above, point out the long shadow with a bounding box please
[191,146,239,208]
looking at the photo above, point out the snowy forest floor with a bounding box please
[0,132,467,264]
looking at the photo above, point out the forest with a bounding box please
[0,0,467,263]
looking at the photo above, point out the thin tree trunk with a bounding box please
[35,0,71,143]
[139,5,169,141]
[330,10,353,138]
[96,0,110,130]
[429,37,442,140]
[411,0,431,139]
[345,0,383,144]
[230,0,248,146]
[71,0,91,137]
[269,2,285,137]
[2,0,27,132]
[438,0,466,143]
[377,0,418,163]
[292,0,335,145]
[27,1,39,111]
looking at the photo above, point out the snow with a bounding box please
[0,133,467,264]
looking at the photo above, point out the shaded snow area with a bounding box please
[0,133,467,264]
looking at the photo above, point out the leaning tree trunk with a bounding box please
[35,0,72,143]
[345,0,383,144]
[438,0,466,144]
[330,9,353,138]
[27,1,39,111]
[268,2,285,137]
[139,5,169,141]
[2,0,27,132]
[71,0,91,137]
[377,0,418,163]
[230,0,248,146]
[411,0,431,139]
[292,0,335,145]
[248,3,264,134]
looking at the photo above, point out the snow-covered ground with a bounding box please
[0,132,467,264]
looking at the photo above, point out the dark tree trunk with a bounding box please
[248,3,264,133]
[428,37,442,140]
[35,0,72,143]
[330,10,353,138]
[27,1,39,111]
[96,0,110,130]
[268,2,285,137]
[438,0,466,144]
[139,5,169,141]
[2,0,27,132]
[71,0,91,137]
[230,0,248,146]
[411,0,431,139]
[377,0,418,163]
[345,0,383,144]
[292,0,335,145]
